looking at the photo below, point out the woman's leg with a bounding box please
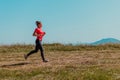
[39,40,48,62]
[24,40,39,59]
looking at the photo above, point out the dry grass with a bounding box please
[0,44,120,80]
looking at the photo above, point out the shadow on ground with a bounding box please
[0,62,30,67]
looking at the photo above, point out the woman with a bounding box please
[24,21,48,62]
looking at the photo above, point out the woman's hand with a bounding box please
[43,32,46,35]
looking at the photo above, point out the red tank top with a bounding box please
[34,28,45,41]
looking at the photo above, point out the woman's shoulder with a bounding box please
[35,27,39,30]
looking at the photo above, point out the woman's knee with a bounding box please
[34,49,38,52]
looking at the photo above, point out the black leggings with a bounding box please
[27,39,45,61]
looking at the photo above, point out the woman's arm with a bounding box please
[33,32,37,36]
[33,32,45,36]
[33,32,42,36]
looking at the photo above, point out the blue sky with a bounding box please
[0,0,120,45]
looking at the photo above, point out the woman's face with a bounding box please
[37,23,42,28]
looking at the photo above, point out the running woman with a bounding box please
[24,21,48,62]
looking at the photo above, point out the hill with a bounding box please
[91,38,120,45]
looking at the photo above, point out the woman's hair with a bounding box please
[36,21,41,26]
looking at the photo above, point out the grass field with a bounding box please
[1,43,120,80]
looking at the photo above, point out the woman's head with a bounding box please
[36,21,42,28]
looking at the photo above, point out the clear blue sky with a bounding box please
[0,0,120,45]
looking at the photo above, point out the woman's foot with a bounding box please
[43,60,48,62]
